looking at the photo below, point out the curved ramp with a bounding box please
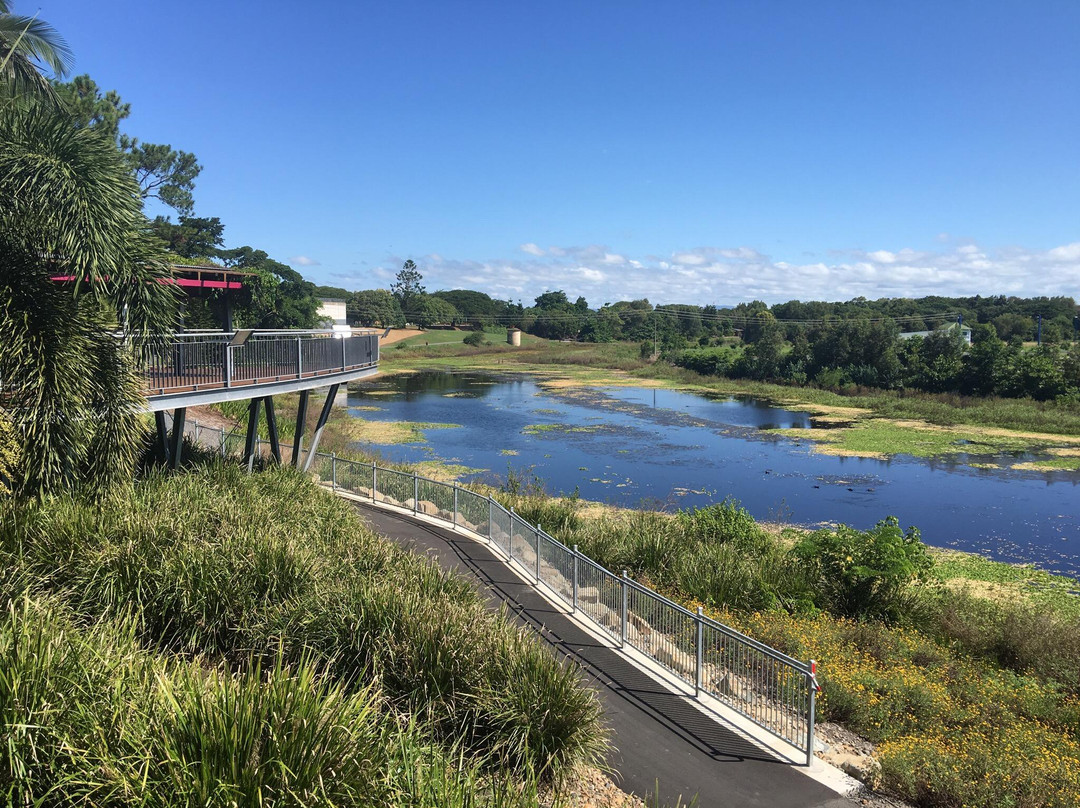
[355,503,855,808]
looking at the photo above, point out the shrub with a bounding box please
[0,464,606,781]
[792,517,933,621]
[675,499,767,550]
[463,330,486,347]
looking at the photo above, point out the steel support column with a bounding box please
[154,411,170,465]
[301,383,338,472]
[243,397,262,472]
[292,389,310,467]
[264,396,282,464]
[168,408,186,471]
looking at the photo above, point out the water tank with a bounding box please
[507,328,522,347]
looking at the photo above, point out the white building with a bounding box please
[317,298,351,335]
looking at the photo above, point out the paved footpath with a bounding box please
[356,504,854,808]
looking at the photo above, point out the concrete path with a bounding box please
[355,503,853,808]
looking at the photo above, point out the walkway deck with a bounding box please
[355,504,854,808]
[141,330,379,411]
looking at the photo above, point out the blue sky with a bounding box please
[39,0,1080,305]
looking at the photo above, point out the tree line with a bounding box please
[348,263,1080,402]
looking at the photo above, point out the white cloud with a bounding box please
[672,252,707,266]
[366,239,1080,308]
[520,243,545,256]
[289,255,320,266]
[1048,242,1080,261]
[868,250,897,264]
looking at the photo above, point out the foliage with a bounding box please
[793,518,933,621]
[150,213,224,258]
[0,410,17,495]
[391,259,425,316]
[54,73,201,214]
[463,330,486,347]
[0,465,606,783]
[348,288,403,327]
[411,292,459,327]
[723,607,1080,808]
[433,288,502,323]
[0,0,72,104]
[0,105,176,497]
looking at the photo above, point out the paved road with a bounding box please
[356,504,853,808]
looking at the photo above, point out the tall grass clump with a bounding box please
[0,593,561,806]
[0,463,606,792]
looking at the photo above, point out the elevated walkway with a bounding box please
[142,330,378,411]
[145,330,378,470]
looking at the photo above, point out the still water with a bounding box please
[349,372,1080,579]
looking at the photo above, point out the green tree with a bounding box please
[0,0,72,104]
[348,289,403,328]
[219,246,321,329]
[149,215,224,260]
[431,289,499,323]
[391,260,425,319]
[0,105,177,497]
[54,74,201,214]
[412,293,458,327]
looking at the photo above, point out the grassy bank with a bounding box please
[0,463,606,805]
[494,489,1080,808]
[378,335,1080,462]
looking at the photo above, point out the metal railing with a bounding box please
[140,330,379,397]
[178,419,820,765]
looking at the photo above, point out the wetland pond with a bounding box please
[349,371,1080,578]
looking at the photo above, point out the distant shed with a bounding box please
[898,323,972,344]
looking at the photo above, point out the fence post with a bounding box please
[331,453,337,491]
[220,427,226,457]
[621,570,628,648]
[488,496,494,548]
[572,545,579,613]
[453,487,459,528]
[413,472,419,514]
[224,344,232,388]
[535,524,542,583]
[194,419,200,445]
[297,336,303,378]
[695,607,704,696]
[806,660,818,767]
[341,335,347,371]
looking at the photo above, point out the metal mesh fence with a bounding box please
[374,467,414,508]
[625,583,699,689]
[538,532,574,603]
[489,502,512,558]
[576,556,623,642]
[509,512,538,573]
[456,489,490,536]
[700,622,810,750]
[418,477,456,521]
[336,458,374,497]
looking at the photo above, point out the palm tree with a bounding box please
[1,98,178,498]
[0,0,72,104]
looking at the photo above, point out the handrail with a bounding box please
[140,331,379,398]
